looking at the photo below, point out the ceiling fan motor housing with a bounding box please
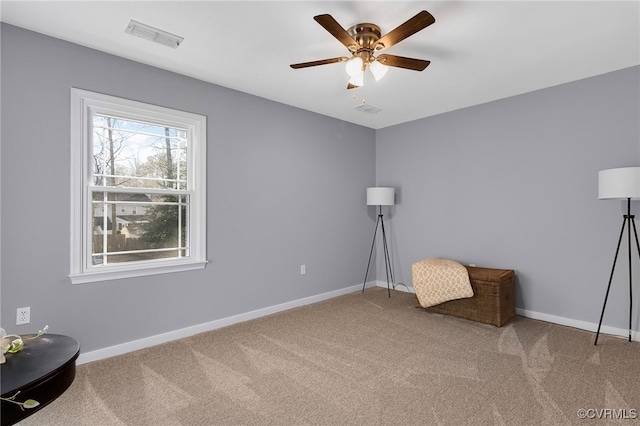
[347,23,383,62]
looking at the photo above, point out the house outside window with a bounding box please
[70,89,207,283]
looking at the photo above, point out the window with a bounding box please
[70,89,207,283]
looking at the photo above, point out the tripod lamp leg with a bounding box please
[362,214,381,293]
[595,217,627,345]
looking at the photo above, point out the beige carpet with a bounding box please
[18,288,640,425]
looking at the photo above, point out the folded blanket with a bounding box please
[412,258,474,308]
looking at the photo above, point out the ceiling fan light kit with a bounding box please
[290,11,435,89]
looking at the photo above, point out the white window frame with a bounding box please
[70,88,207,284]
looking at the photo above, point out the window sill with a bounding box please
[69,260,208,284]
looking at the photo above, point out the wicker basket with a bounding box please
[417,265,515,327]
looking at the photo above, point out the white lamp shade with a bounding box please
[348,70,364,87]
[369,59,389,81]
[367,187,395,206]
[598,167,640,199]
[345,57,363,77]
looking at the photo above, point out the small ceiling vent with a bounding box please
[125,20,184,49]
[354,103,382,114]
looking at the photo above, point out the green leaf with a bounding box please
[8,338,24,353]
[23,399,40,409]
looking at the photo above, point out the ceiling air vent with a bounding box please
[125,20,184,49]
[354,103,382,115]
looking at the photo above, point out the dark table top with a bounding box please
[1,334,80,396]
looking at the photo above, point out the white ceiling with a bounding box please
[2,1,639,129]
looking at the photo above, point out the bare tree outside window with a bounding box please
[91,114,189,266]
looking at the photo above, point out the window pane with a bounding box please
[91,191,189,265]
[92,114,187,190]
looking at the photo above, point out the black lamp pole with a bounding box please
[362,205,393,298]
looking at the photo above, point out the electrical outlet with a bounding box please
[16,307,30,325]
[300,264,306,275]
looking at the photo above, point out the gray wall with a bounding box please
[2,22,639,356]
[376,65,640,331]
[0,24,376,352]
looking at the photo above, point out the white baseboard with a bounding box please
[515,307,639,342]
[79,281,638,364]
[78,283,367,365]
[379,281,639,343]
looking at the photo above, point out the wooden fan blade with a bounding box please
[314,14,360,51]
[375,10,435,51]
[377,54,430,71]
[347,83,359,90]
[290,57,348,69]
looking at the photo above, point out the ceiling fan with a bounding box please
[290,11,435,89]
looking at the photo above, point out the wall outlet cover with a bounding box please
[16,307,31,325]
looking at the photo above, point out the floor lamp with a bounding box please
[362,187,395,297]
[595,167,640,345]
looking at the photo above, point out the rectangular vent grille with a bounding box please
[125,20,184,49]
[354,104,382,114]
